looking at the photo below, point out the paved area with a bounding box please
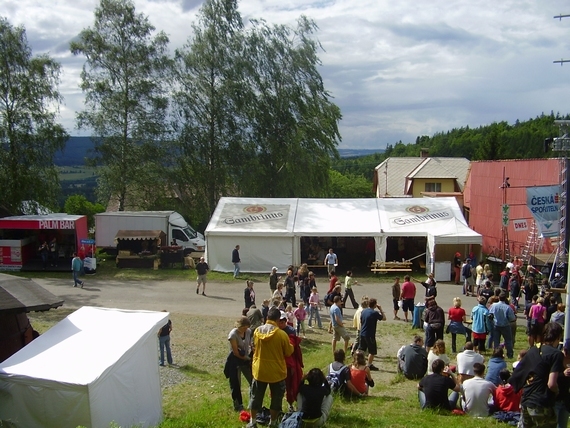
[32,274,526,326]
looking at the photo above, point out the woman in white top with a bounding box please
[272,282,285,309]
[426,339,451,375]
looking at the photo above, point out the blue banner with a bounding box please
[526,185,561,238]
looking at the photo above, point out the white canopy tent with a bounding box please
[0,307,169,428]
[205,197,481,273]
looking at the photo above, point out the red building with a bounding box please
[463,158,560,261]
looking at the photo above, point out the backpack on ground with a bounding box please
[279,411,303,428]
[326,363,347,393]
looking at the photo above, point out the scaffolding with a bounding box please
[552,120,570,272]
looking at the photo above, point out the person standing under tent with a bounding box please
[324,248,338,274]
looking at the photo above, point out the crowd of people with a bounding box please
[220,258,392,427]
[216,249,570,427]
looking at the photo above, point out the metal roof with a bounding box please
[375,157,470,196]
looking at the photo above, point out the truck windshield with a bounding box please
[182,226,197,240]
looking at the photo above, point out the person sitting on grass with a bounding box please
[418,359,460,411]
[427,339,451,375]
[461,362,496,417]
[326,349,361,397]
[349,350,374,397]
[397,335,428,380]
[297,368,333,427]
[485,346,507,387]
[493,369,521,412]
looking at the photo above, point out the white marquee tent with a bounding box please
[0,307,169,428]
[205,197,481,274]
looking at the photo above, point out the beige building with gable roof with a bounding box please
[373,156,470,202]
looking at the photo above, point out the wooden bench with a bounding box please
[370,261,412,273]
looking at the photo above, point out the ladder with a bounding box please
[521,220,538,266]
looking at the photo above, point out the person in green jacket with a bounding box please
[71,252,84,288]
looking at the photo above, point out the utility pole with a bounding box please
[552,14,570,344]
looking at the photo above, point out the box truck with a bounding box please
[95,211,205,255]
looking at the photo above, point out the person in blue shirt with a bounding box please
[488,293,516,358]
[485,346,507,386]
[471,296,490,353]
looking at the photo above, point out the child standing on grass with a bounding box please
[295,302,308,338]
[308,286,322,328]
[285,304,296,327]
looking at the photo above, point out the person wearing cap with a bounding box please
[249,307,294,428]
[196,256,209,296]
[269,267,280,295]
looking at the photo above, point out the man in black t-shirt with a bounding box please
[196,257,209,296]
[518,322,564,428]
[158,316,173,366]
[358,298,385,371]
[418,359,460,410]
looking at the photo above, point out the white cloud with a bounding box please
[1,0,570,149]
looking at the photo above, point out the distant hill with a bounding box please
[338,148,385,158]
[54,136,384,165]
[55,136,95,166]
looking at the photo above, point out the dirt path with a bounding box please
[32,274,526,326]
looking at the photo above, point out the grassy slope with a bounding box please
[28,301,512,428]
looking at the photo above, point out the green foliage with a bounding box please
[0,17,68,213]
[63,194,105,228]
[171,0,342,224]
[238,17,341,198]
[171,0,245,220]
[331,152,386,180]
[70,0,172,211]
[327,170,374,198]
[381,113,562,160]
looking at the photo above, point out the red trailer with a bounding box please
[0,214,88,271]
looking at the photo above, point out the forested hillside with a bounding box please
[331,112,566,178]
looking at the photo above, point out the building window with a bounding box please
[425,182,442,192]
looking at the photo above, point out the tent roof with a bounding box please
[0,274,63,314]
[206,197,481,242]
[294,199,381,235]
[206,197,297,236]
[0,307,168,384]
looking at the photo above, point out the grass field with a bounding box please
[58,166,97,181]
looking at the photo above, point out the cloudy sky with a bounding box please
[3,0,570,150]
